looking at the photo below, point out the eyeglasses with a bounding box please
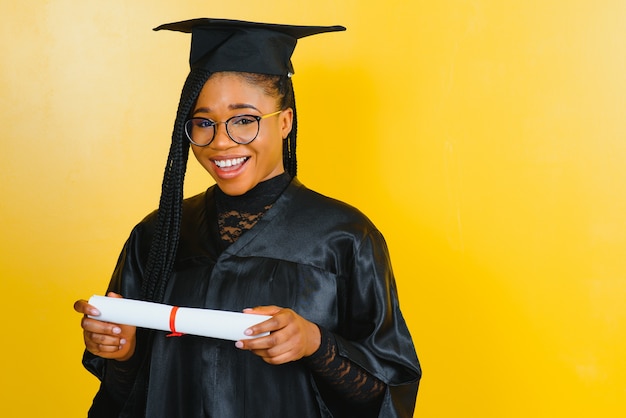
[184,110,282,146]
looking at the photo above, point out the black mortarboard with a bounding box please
[153,18,346,76]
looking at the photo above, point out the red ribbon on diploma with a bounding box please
[166,306,184,337]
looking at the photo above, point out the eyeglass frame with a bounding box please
[184,110,283,146]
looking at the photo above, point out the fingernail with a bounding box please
[235,341,244,349]
[89,308,100,316]
[112,327,122,334]
[244,328,253,336]
[120,338,126,345]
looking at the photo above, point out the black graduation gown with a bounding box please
[83,178,421,418]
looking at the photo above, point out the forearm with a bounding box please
[91,328,148,416]
[101,353,142,407]
[303,327,385,414]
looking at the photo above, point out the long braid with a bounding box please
[142,68,212,302]
[281,76,297,178]
[285,85,298,177]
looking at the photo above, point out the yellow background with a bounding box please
[1,1,625,416]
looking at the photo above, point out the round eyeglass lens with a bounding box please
[185,119,215,146]
[226,115,260,144]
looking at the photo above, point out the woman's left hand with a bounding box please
[235,306,321,365]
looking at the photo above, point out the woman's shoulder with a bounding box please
[285,178,378,232]
[289,178,366,212]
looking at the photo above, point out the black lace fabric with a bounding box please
[304,327,386,413]
[214,173,385,411]
[218,207,270,243]
[214,173,291,245]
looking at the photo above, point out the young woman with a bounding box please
[74,18,421,418]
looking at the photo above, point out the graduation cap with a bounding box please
[153,18,346,76]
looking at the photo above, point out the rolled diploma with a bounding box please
[88,295,271,341]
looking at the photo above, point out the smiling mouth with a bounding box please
[213,157,249,169]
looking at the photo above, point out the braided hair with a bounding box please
[141,70,298,302]
[280,75,298,178]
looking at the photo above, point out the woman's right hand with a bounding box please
[74,291,137,361]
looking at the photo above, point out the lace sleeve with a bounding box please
[303,327,386,415]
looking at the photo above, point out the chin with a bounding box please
[216,180,254,196]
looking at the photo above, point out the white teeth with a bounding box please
[214,157,247,168]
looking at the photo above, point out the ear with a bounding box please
[280,108,294,139]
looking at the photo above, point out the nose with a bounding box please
[210,122,235,149]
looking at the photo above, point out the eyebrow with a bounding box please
[193,103,260,116]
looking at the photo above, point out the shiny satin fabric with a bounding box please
[83,178,421,418]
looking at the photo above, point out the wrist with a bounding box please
[115,337,136,362]
[304,323,322,357]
